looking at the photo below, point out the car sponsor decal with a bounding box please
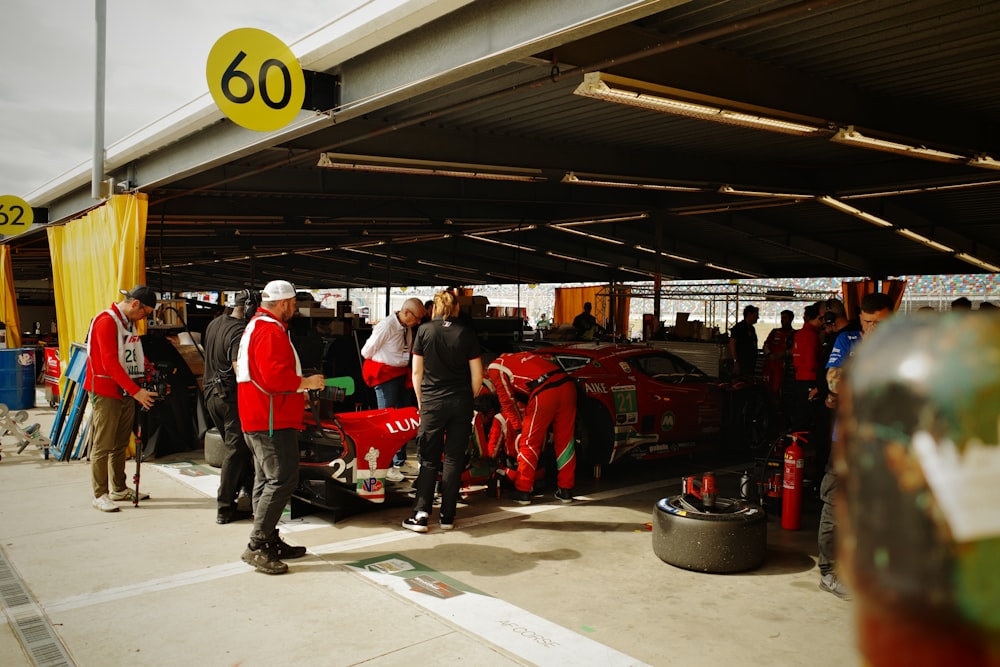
[611,385,638,425]
[385,415,420,434]
[357,446,387,502]
[618,361,631,373]
[584,382,608,394]
[661,411,675,431]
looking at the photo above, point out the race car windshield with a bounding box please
[633,353,705,382]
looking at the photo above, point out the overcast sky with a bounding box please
[0,0,366,200]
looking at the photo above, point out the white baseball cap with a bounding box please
[261,280,297,301]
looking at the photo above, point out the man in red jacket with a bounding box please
[487,352,577,504]
[236,280,324,574]
[790,302,826,436]
[85,285,160,512]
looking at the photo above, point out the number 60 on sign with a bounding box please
[206,28,306,132]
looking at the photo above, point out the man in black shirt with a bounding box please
[572,302,599,340]
[729,305,760,379]
[203,291,255,524]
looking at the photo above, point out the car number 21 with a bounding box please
[611,385,639,425]
[327,458,353,484]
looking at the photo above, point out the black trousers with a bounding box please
[205,387,254,510]
[412,394,473,521]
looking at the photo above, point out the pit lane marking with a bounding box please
[348,552,651,666]
[45,477,681,614]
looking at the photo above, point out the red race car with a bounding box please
[530,343,768,469]
[295,398,495,515]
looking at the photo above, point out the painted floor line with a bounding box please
[348,555,651,667]
[45,476,674,614]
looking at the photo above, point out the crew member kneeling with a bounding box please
[488,352,577,504]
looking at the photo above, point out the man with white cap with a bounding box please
[236,280,325,574]
[85,285,159,512]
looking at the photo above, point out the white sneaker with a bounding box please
[386,466,405,483]
[109,487,149,501]
[92,494,119,512]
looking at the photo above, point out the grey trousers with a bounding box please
[817,469,837,575]
[244,428,299,546]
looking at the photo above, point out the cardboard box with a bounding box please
[298,307,337,318]
[457,295,489,317]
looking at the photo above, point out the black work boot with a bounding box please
[241,541,288,574]
[273,532,307,559]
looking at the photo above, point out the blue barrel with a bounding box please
[0,348,36,410]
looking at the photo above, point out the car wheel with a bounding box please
[575,399,613,470]
[652,495,767,573]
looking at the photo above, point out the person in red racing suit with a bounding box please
[487,352,577,504]
[473,381,524,486]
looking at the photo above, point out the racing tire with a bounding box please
[204,428,224,468]
[652,495,767,573]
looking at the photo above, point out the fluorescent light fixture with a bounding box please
[955,253,1000,273]
[465,234,537,252]
[830,127,966,164]
[841,179,1000,199]
[394,233,452,244]
[562,171,706,192]
[968,155,1000,171]
[705,262,761,278]
[487,272,526,281]
[343,247,407,261]
[546,251,609,268]
[558,213,649,226]
[894,228,955,253]
[617,266,656,278]
[818,196,895,228]
[574,72,822,137]
[471,224,538,236]
[417,259,478,273]
[634,245,700,264]
[316,152,546,182]
[719,185,812,200]
[549,225,625,245]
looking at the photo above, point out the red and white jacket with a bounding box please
[236,308,305,432]
[84,303,144,399]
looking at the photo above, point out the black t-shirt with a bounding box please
[203,314,246,391]
[412,317,481,402]
[730,320,758,372]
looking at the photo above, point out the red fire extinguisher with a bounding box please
[781,432,807,530]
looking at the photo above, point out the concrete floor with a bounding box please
[0,391,861,667]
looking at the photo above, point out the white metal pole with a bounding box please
[92,0,107,200]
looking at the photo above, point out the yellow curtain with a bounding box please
[553,285,603,328]
[0,245,22,348]
[552,285,630,335]
[47,194,149,371]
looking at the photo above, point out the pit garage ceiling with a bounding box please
[12,0,1000,292]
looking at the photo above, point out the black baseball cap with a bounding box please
[120,285,158,308]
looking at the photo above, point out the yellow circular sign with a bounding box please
[206,28,305,132]
[0,195,34,237]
